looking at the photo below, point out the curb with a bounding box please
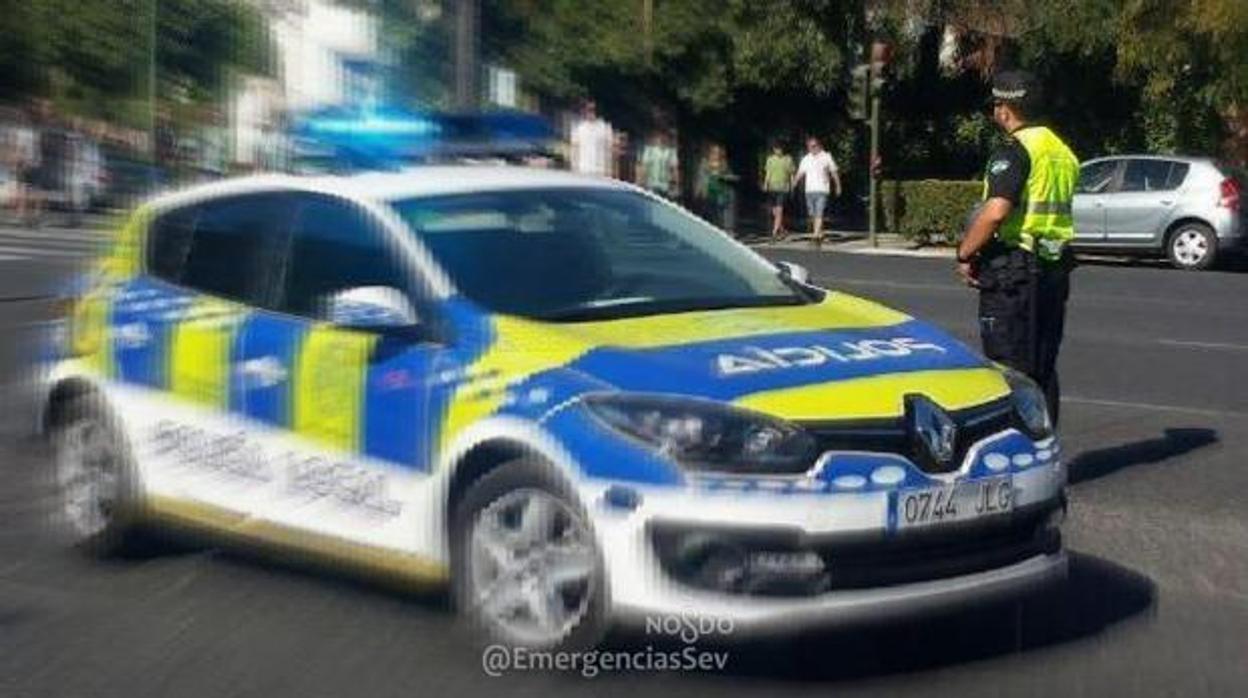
[826,244,955,259]
[748,236,955,259]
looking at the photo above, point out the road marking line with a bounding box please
[0,245,90,259]
[1065,395,1248,418]
[0,230,103,242]
[1158,339,1248,352]
[0,240,100,252]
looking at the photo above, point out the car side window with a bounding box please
[171,194,293,305]
[280,196,416,318]
[1120,160,1177,193]
[147,205,198,282]
[1165,162,1191,189]
[1077,160,1119,194]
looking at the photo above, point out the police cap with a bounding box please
[990,70,1041,110]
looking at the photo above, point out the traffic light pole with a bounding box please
[868,89,880,248]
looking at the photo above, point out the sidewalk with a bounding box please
[744,230,955,259]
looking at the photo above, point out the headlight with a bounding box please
[582,394,816,474]
[1005,370,1053,438]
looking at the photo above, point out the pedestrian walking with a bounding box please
[30,102,70,229]
[792,136,842,248]
[5,108,40,226]
[65,129,97,227]
[697,145,737,232]
[762,143,795,240]
[569,99,615,178]
[257,116,293,173]
[957,70,1079,424]
[197,107,229,182]
[637,129,679,200]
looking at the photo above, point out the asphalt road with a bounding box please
[2,230,1247,697]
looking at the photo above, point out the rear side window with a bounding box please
[280,196,415,318]
[1165,163,1190,189]
[1120,160,1181,192]
[1077,160,1119,194]
[147,193,293,305]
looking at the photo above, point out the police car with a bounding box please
[41,167,1066,650]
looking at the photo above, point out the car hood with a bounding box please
[475,291,1009,422]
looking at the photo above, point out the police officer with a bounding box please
[956,70,1079,425]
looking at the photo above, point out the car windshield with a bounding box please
[390,187,810,321]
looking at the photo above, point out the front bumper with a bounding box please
[612,549,1067,634]
[584,433,1067,635]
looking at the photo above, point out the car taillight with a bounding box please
[1219,177,1241,209]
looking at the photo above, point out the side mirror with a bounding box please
[322,286,419,329]
[775,261,810,285]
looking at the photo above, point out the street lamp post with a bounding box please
[454,0,480,109]
[643,0,653,65]
[149,0,158,181]
[867,40,891,248]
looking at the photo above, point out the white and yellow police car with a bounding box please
[41,167,1066,649]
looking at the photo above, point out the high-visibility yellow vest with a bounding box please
[983,125,1080,262]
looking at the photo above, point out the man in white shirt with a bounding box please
[792,136,842,247]
[569,100,615,177]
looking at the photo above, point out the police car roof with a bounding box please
[325,166,630,201]
[148,166,631,212]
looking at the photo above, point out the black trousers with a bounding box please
[975,248,1071,425]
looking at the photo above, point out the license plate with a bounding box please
[897,476,1013,529]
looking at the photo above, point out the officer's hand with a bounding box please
[956,261,979,287]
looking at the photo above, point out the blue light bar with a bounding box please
[289,106,558,172]
[304,114,442,137]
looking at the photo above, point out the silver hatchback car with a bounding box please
[1072,155,1245,270]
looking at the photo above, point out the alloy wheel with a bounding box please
[466,488,598,647]
[55,419,121,539]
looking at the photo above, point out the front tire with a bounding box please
[1168,223,1218,270]
[48,395,144,556]
[451,458,608,650]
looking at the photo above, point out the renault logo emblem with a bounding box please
[907,395,958,467]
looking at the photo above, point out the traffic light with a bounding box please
[848,63,871,121]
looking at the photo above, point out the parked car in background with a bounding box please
[1071,155,1244,270]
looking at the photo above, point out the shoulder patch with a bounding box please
[989,159,1011,176]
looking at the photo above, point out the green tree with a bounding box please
[873,0,1248,166]
[0,0,272,127]
[484,0,857,112]
[483,0,864,197]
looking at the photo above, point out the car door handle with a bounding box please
[1159,200,1174,206]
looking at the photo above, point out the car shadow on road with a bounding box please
[649,552,1156,683]
[1067,427,1218,485]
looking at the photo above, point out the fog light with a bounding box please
[672,534,749,592]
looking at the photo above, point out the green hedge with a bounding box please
[880,180,983,246]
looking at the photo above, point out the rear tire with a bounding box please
[48,395,145,556]
[1167,222,1218,270]
[451,458,609,651]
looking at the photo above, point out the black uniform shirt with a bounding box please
[983,138,1030,205]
